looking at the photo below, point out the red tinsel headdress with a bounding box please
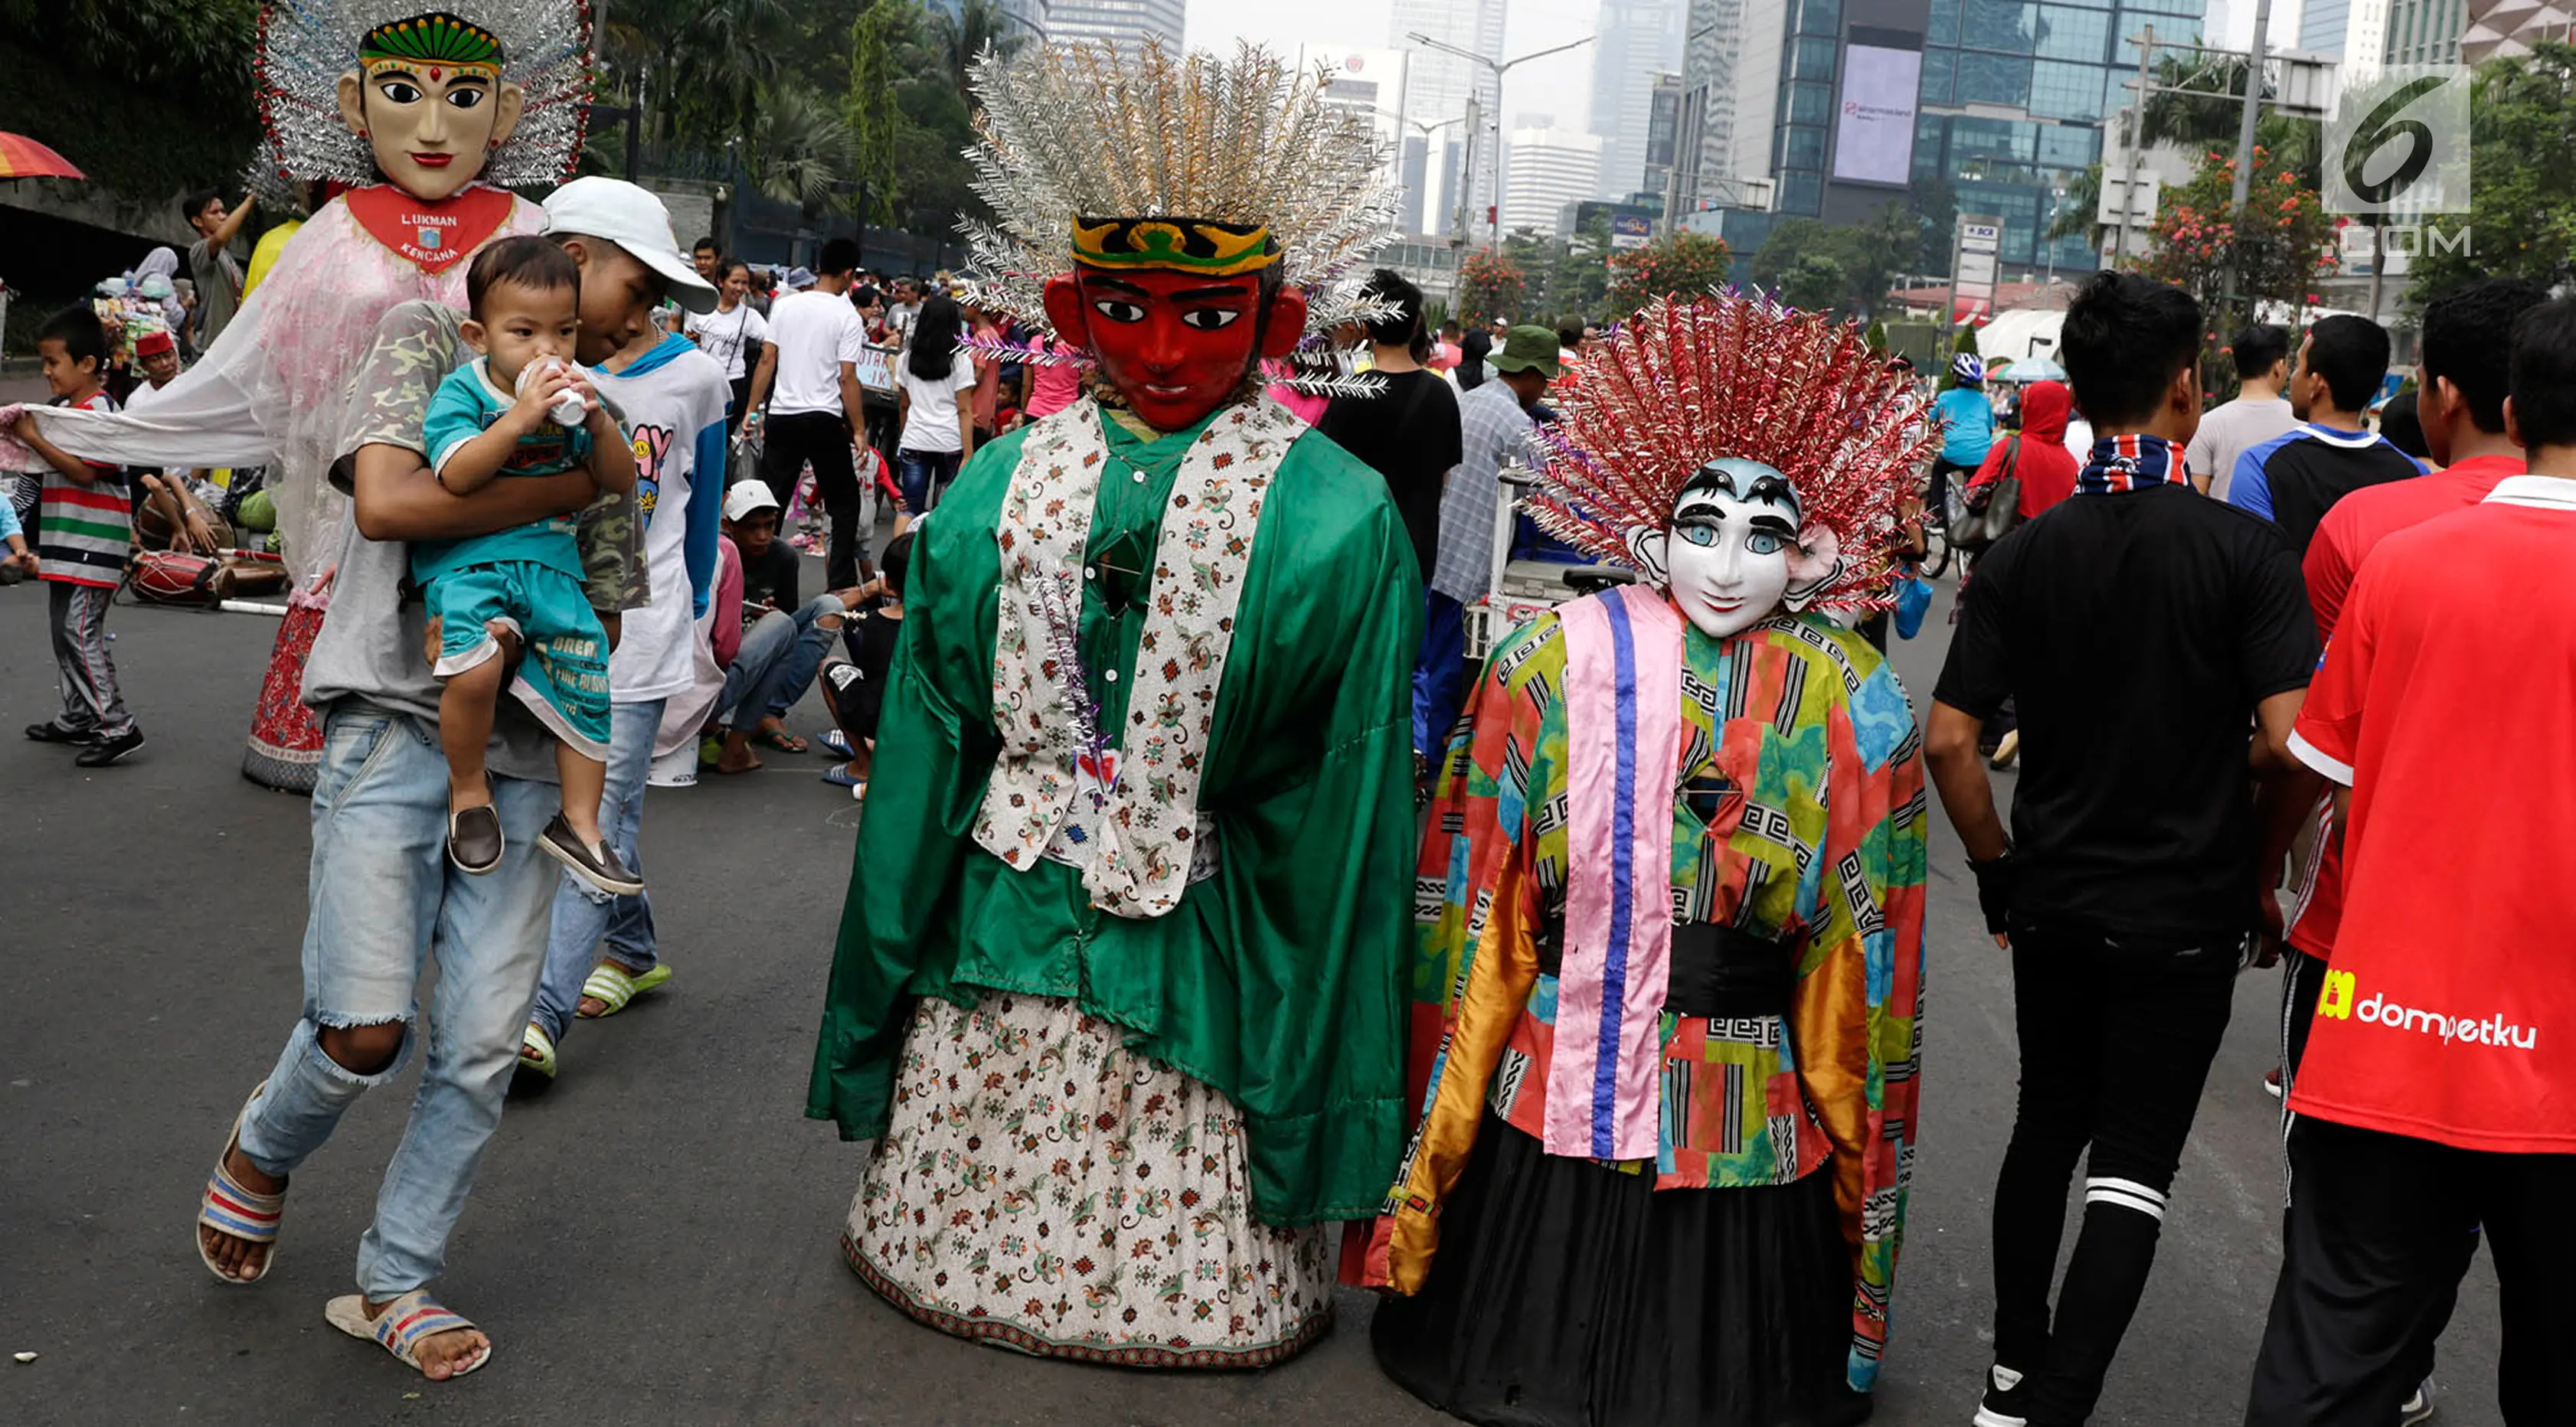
[1523,292,1939,616]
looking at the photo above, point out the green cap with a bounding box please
[1489,324,1562,379]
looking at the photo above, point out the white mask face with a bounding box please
[1661,459,1801,639]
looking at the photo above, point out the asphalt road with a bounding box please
[0,569,2507,1426]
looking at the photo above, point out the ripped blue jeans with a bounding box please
[232,705,557,1299]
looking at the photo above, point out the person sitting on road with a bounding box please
[704,481,867,772]
[816,527,911,798]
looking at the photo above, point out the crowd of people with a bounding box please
[9,13,2574,1427]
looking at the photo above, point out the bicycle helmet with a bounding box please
[1950,352,1986,385]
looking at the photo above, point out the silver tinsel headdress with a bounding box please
[1525,292,1938,615]
[256,0,594,188]
[959,38,1402,351]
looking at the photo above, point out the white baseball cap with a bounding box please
[541,176,720,315]
[723,481,780,522]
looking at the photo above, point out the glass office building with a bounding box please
[1911,0,2205,273]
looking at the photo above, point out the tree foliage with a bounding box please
[2403,42,2576,304]
[1604,231,1732,314]
[0,0,263,207]
[2140,144,2337,325]
[1744,204,1920,318]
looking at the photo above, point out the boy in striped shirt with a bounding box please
[18,305,144,766]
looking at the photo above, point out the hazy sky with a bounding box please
[1185,0,1603,135]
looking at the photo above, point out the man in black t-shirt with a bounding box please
[1926,272,2319,1427]
[1313,269,1463,579]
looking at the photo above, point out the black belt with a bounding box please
[1533,920,1792,1019]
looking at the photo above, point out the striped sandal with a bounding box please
[576,961,672,1019]
[196,1085,285,1285]
[325,1289,490,1380]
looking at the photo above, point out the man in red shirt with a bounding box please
[2262,276,2546,1427]
[2247,296,2576,1425]
[2281,277,2550,1077]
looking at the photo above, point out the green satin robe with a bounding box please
[806,399,1424,1226]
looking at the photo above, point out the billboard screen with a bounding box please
[1832,44,1923,186]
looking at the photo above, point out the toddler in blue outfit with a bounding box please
[417,236,640,893]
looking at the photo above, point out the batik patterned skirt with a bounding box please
[842,991,1335,1368]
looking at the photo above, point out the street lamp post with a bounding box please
[1404,30,1601,249]
[2044,185,2067,289]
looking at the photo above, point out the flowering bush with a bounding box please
[1604,232,1734,315]
[2141,145,2339,318]
[1456,249,1528,327]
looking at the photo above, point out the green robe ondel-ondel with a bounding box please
[806,398,1424,1226]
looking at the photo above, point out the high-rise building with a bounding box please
[2461,0,2573,60]
[1394,0,1506,240]
[1502,122,1605,236]
[1303,47,1416,230]
[999,0,1051,41]
[1642,72,1686,205]
[1914,0,2208,276]
[1588,0,1691,201]
[2382,0,2465,63]
[1046,0,1182,57]
[2300,0,2394,76]
[1670,0,1757,222]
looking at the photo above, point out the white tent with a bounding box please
[1976,307,2065,366]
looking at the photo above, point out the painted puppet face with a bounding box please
[335,54,521,201]
[1041,267,1308,432]
[1659,459,1802,638]
[1623,458,1844,639]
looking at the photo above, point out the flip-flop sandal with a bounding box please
[517,1022,558,1079]
[819,729,853,757]
[197,1083,285,1285]
[325,1288,489,1380]
[756,728,809,753]
[577,962,673,1019]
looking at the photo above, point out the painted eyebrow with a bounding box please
[1084,278,1152,298]
[1169,285,1254,302]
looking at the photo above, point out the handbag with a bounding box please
[1979,436,2024,545]
[1892,569,1934,640]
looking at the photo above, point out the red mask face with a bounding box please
[1043,267,1308,431]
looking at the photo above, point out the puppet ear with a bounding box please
[488,82,525,152]
[1041,274,1092,354]
[1624,525,1671,585]
[1782,523,1843,608]
[337,71,366,136]
[1258,285,1309,361]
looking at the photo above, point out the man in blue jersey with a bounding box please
[2229,315,2423,557]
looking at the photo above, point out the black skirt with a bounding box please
[1371,1113,1872,1427]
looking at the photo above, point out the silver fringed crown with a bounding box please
[957,39,1403,351]
[256,0,594,188]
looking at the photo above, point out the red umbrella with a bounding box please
[0,133,84,181]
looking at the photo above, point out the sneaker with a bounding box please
[2264,1066,2286,1099]
[446,803,505,874]
[1973,1363,2030,1427]
[74,727,145,766]
[25,720,99,745]
[538,815,644,896]
[2399,1377,2436,1425]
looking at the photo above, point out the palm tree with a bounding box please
[937,0,1029,91]
[600,0,794,152]
[748,84,856,209]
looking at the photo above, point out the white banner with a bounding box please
[1832,45,1923,185]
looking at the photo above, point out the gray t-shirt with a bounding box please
[188,237,244,348]
[302,300,646,781]
[2186,396,2297,503]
